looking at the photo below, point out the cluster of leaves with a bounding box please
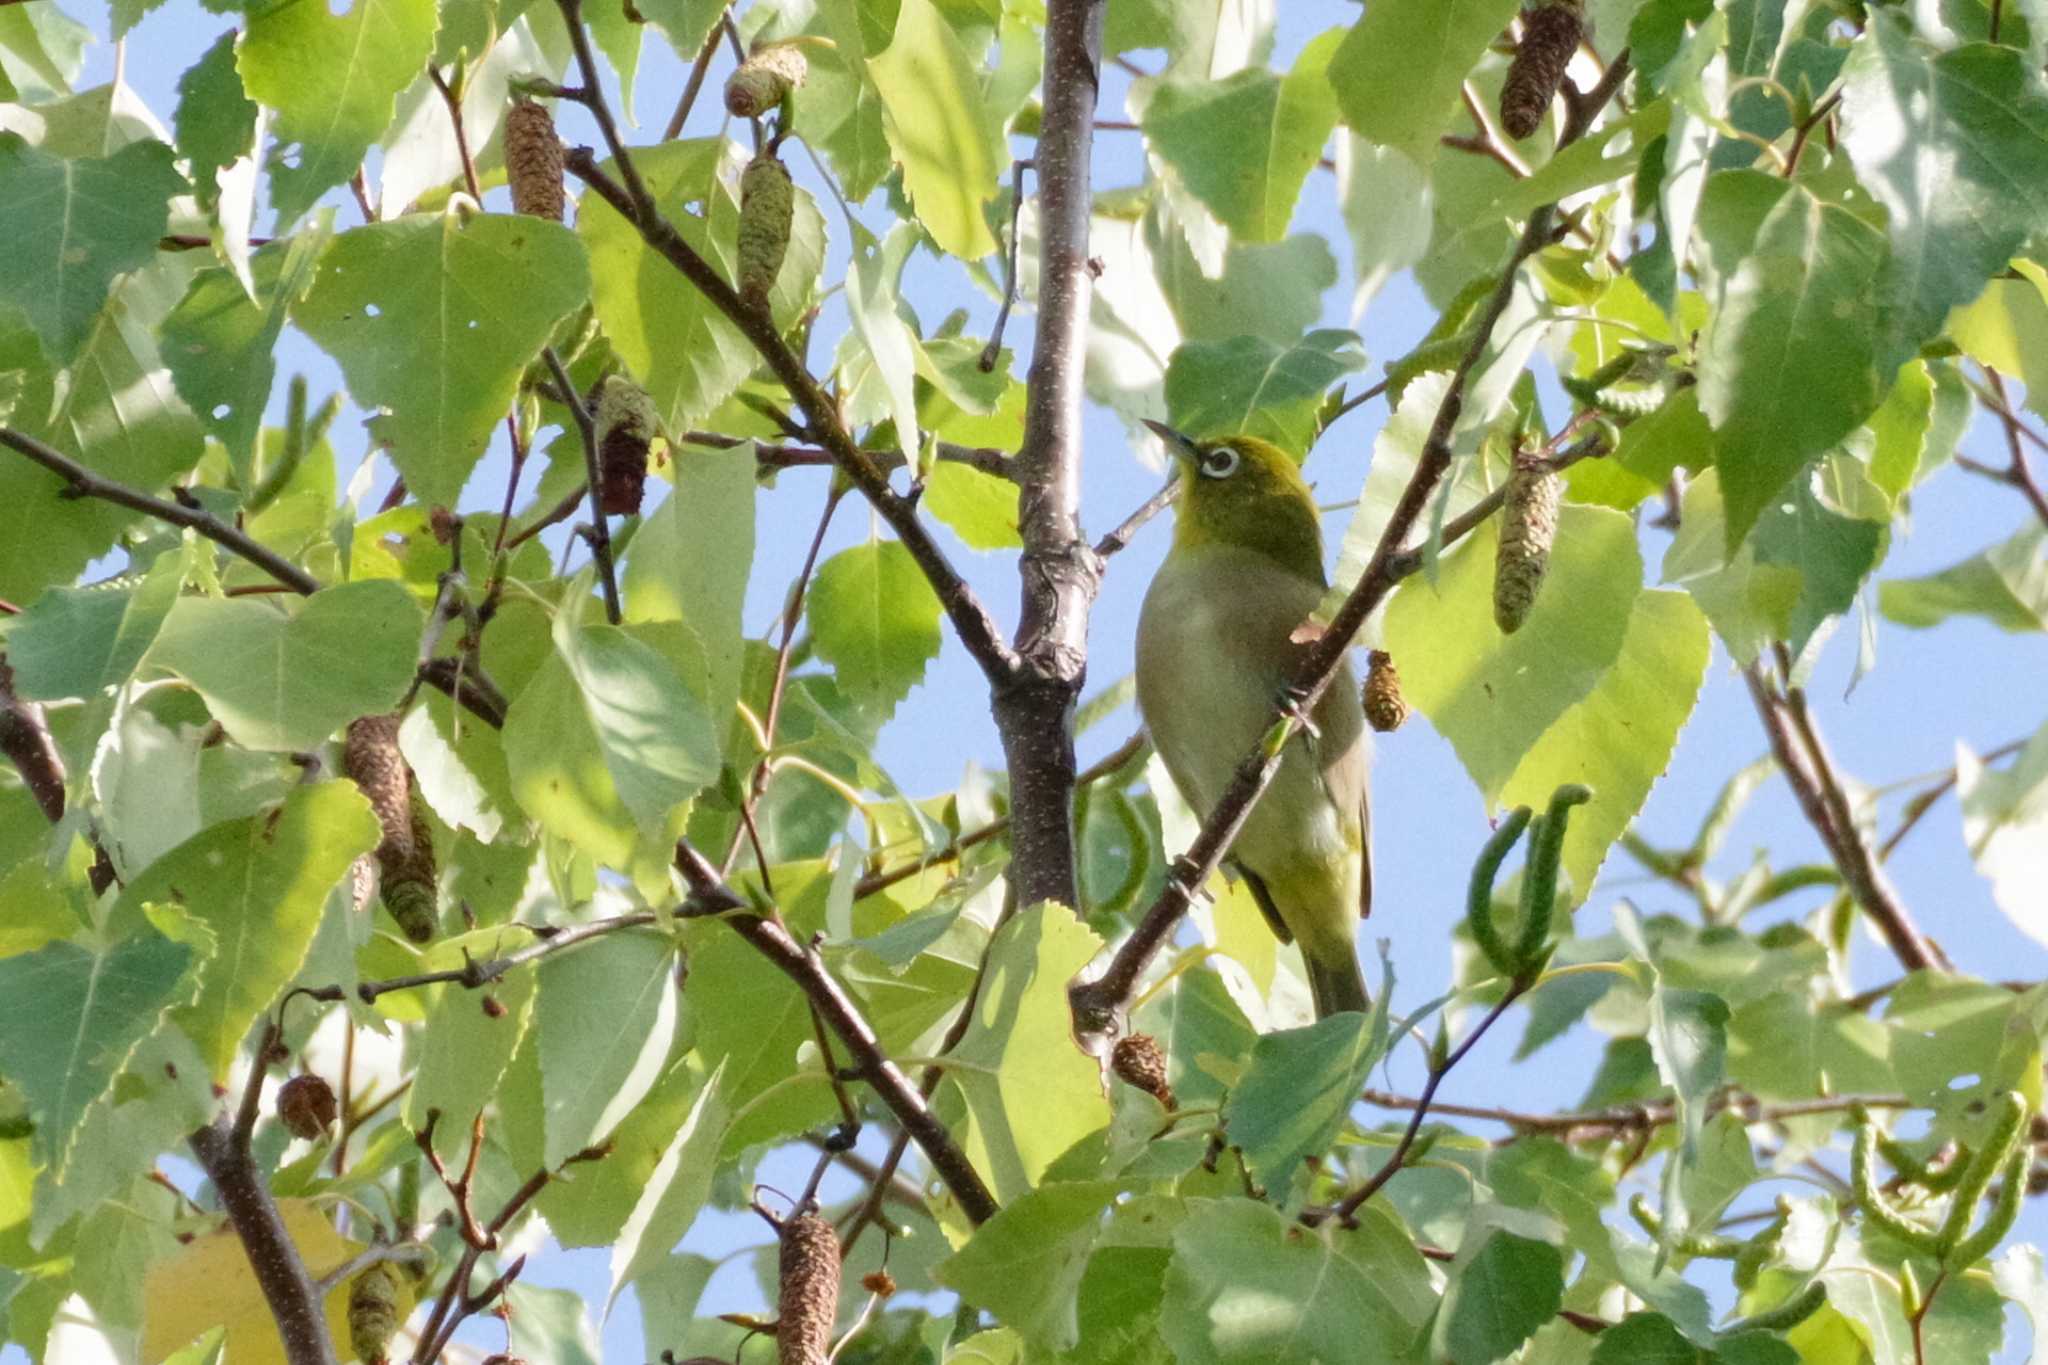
[0,0,2047,1361]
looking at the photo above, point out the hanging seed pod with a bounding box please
[1499,1,1584,140]
[724,43,810,118]
[594,375,658,515]
[347,1260,403,1365]
[343,714,438,944]
[277,1073,338,1141]
[776,1212,840,1365]
[860,1269,897,1297]
[1493,448,1561,634]
[1110,1032,1176,1109]
[1362,650,1410,733]
[504,98,565,222]
[739,153,794,311]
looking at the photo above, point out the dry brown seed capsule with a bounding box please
[347,1260,403,1365]
[277,1073,338,1140]
[739,154,795,311]
[1500,1,1584,140]
[1493,448,1561,634]
[479,1357,528,1365]
[594,375,658,515]
[505,98,566,222]
[343,714,438,944]
[724,43,809,118]
[1363,650,1410,733]
[1111,1032,1176,1110]
[860,1268,897,1297]
[481,993,508,1019]
[777,1212,840,1365]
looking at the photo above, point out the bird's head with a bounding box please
[1144,422,1326,583]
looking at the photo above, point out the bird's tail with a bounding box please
[1305,945,1370,1019]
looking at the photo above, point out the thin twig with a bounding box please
[980,158,1033,372]
[1358,1087,1910,1142]
[1743,658,1950,974]
[1307,985,1527,1227]
[662,6,732,140]
[0,427,318,594]
[427,64,483,202]
[189,1115,339,1365]
[541,347,622,622]
[1093,480,1179,559]
[1978,369,2048,529]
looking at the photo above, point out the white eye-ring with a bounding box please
[1198,446,1240,479]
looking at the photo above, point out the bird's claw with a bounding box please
[1275,685,1320,741]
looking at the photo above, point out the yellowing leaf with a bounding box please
[141,1198,411,1365]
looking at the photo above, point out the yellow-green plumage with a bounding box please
[1135,424,1372,1019]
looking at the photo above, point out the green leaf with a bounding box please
[1139,29,1342,244]
[503,613,720,868]
[936,1181,1119,1352]
[0,134,185,366]
[1328,0,1520,169]
[1384,505,1642,797]
[1223,1011,1387,1195]
[535,928,679,1168]
[1497,589,1711,900]
[535,1058,702,1247]
[844,220,924,460]
[867,0,1004,259]
[0,927,192,1177]
[1649,984,1729,1162]
[621,445,756,754]
[4,557,180,701]
[0,264,205,603]
[1840,22,2048,371]
[925,459,1023,551]
[1957,721,2048,946]
[505,1283,601,1365]
[1160,1199,1434,1363]
[236,0,438,224]
[1164,329,1365,457]
[1694,171,1888,546]
[1879,525,2048,632]
[807,541,944,723]
[806,0,894,201]
[125,782,378,1078]
[402,936,536,1157]
[607,1062,728,1308]
[1156,228,1340,347]
[173,29,255,209]
[1431,1219,1567,1365]
[161,227,329,487]
[1590,1313,1708,1364]
[293,212,590,508]
[579,139,826,433]
[945,903,1107,1204]
[1948,264,2048,419]
[144,580,423,753]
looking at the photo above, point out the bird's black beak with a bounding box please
[1142,419,1199,465]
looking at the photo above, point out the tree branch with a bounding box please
[541,346,622,623]
[0,426,319,594]
[670,839,1000,1224]
[1743,659,1950,973]
[554,95,1018,689]
[0,426,506,730]
[1,656,120,893]
[1359,1086,1911,1142]
[188,1115,338,1365]
[998,0,1110,912]
[1069,56,1630,1037]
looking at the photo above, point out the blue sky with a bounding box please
[11,1,2044,1359]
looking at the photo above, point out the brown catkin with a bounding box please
[1493,449,1561,634]
[739,154,794,310]
[343,714,437,944]
[1499,1,1583,140]
[505,99,565,221]
[724,43,809,118]
[1363,650,1410,733]
[277,1073,338,1140]
[594,375,658,515]
[1111,1033,1176,1109]
[777,1212,840,1365]
[347,1261,402,1365]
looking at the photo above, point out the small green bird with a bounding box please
[1135,423,1372,1019]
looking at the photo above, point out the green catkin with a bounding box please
[739,154,795,310]
[594,375,658,515]
[342,714,437,944]
[1493,447,1561,634]
[724,44,809,118]
[1500,0,1584,140]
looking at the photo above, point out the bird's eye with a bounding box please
[1198,446,1241,479]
